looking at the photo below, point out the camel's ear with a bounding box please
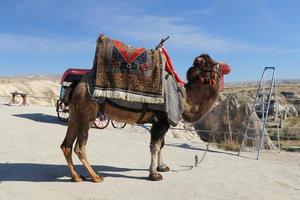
[197,57,205,67]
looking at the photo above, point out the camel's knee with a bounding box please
[74,146,86,159]
[74,146,82,157]
[61,146,72,158]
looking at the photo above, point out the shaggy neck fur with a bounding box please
[182,82,220,122]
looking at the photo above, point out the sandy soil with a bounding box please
[0,104,299,200]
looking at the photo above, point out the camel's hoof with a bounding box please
[149,173,163,181]
[157,165,170,172]
[91,175,104,183]
[71,176,83,182]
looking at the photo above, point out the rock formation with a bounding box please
[194,93,277,149]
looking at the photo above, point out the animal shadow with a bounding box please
[13,113,67,126]
[0,163,148,182]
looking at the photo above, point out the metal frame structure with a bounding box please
[238,67,279,159]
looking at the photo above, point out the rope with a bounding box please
[169,127,245,137]
[194,138,211,167]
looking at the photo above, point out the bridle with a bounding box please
[194,62,221,86]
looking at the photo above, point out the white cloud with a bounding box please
[0,34,94,54]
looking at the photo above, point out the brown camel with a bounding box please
[61,53,224,182]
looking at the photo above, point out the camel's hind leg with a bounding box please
[149,118,170,181]
[74,101,103,183]
[61,106,82,182]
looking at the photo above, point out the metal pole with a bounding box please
[274,75,281,151]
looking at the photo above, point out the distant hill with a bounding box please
[225,79,300,87]
[0,75,60,106]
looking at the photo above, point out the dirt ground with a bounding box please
[0,104,299,200]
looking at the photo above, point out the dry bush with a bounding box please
[217,140,241,151]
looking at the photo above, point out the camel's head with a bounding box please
[186,54,222,88]
[182,54,222,122]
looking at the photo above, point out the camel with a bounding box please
[60,53,225,182]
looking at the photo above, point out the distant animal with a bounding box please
[60,45,229,182]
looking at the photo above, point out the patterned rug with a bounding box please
[92,34,164,104]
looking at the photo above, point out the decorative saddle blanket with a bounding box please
[92,34,164,104]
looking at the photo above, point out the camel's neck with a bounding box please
[182,83,219,122]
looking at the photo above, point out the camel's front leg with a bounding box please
[74,112,103,183]
[149,120,170,181]
[61,146,83,182]
[61,112,82,182]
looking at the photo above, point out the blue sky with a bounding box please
[0,0,300,82]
